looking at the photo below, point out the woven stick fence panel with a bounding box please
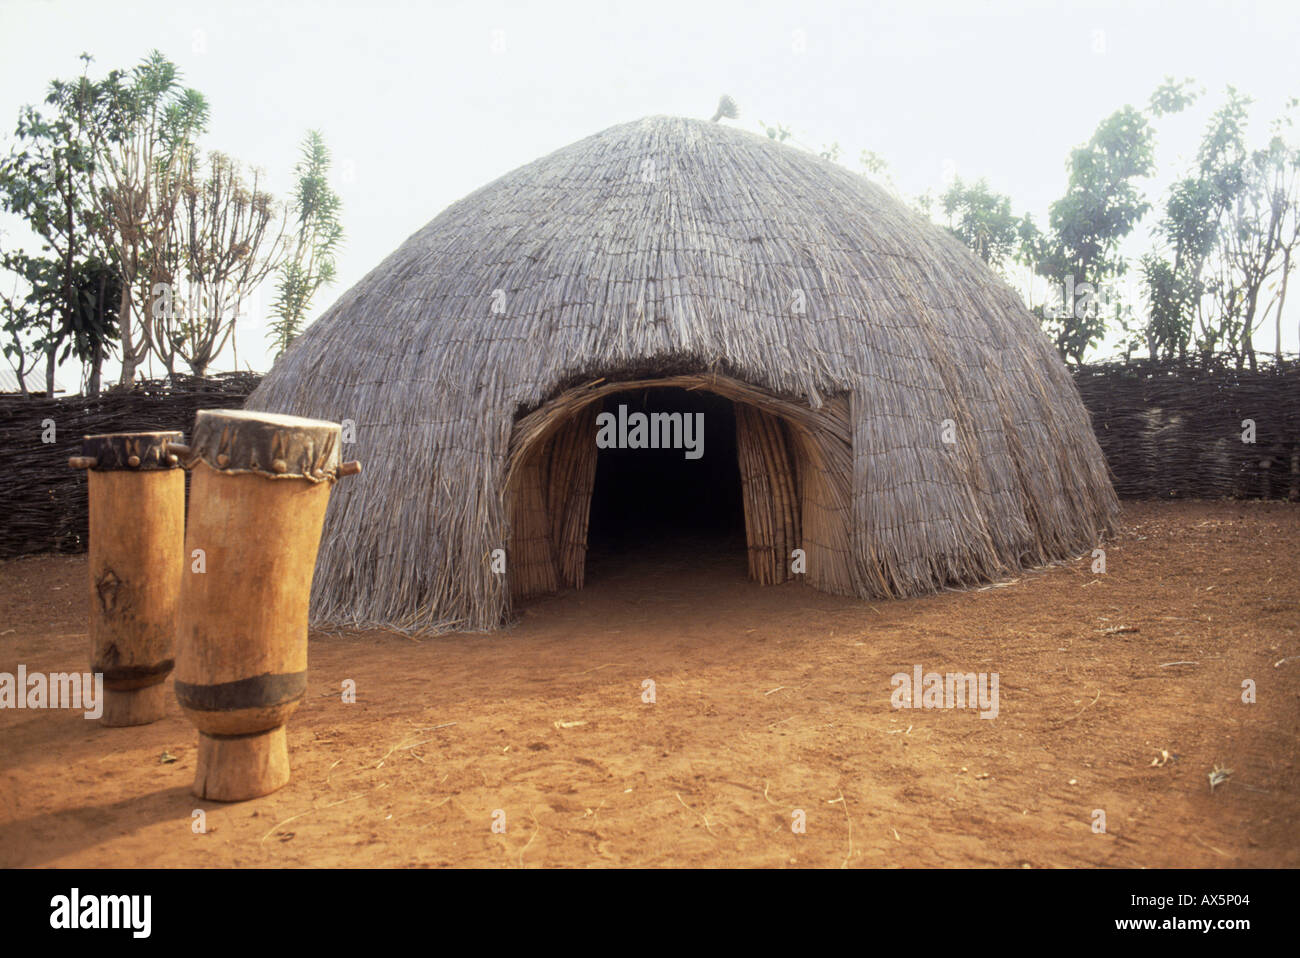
[0,374,258,558]
[1072,362,1300,501]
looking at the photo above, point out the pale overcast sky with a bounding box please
[2,0,1299,386]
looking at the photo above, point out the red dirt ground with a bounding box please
[1,500,1296,867]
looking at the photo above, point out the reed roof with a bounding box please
[248,115,1118,633]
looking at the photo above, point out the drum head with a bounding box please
[184,408,344,482]
[80,431,184,471]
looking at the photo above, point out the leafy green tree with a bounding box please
[1032,105,1159,363]
[1141,87,1248,362]
[939,177,1020,269]
[68,50,208,385]
[66,257,121,393]
[1147,76,1200,119]
[0,291,39,396]
[0,53,120,395]
[1139,253,1191,360]
[0,248,59,395]
[267,131,343,359]
[0,246,121,395]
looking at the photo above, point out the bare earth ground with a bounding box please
[0,500,1296,868]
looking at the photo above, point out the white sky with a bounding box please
[2,0,1299,388]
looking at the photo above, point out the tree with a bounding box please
[1139,252,1192,361]
[1147,76,1200,120]
[1207,122,1300,369]
[267,131,343,359]
[1032,105,1157,363]
[0,249,56,396]
[1142,87,1248,362]
[939,177,1020,269]
[66,257,121,394]
[0,249,58,394]
[0,246,121,396]
[1260,103,1300,363]
[71,50,208,385]
[151,150,288,376]
[0,294,37,396]
[0,53,121,395]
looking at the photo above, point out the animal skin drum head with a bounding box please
[73,431,184,471]
[180,408,352,483]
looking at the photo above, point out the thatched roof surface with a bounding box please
[248,115,1117,633]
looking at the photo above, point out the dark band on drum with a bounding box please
[174,672,308,712]
[198,729,284,741]
[95,659,175,688]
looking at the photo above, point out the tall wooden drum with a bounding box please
[70,432,185,727]
[173,409,360,802]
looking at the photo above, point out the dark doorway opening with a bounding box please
[585,387,746,580]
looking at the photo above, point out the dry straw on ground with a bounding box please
[245,115,1118,634]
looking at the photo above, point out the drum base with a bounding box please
[100,683,169,727]
[193,727,290,802]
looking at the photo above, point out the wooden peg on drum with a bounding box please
[173,409,361,801]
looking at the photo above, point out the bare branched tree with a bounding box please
[152,151,289,376]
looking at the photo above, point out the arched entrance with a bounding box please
[503,374,856,602]
[584,386,746,568]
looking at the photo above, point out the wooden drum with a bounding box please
[70,432,185,727]
[173,409,360,801]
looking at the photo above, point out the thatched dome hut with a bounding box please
[247,115,1118,633]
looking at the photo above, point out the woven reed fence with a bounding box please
[0,373,259,557]
[0,363,1296,561]
[1073,362,1300,501]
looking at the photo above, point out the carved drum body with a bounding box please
[71,432,185,727]
[174,409,358,801]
